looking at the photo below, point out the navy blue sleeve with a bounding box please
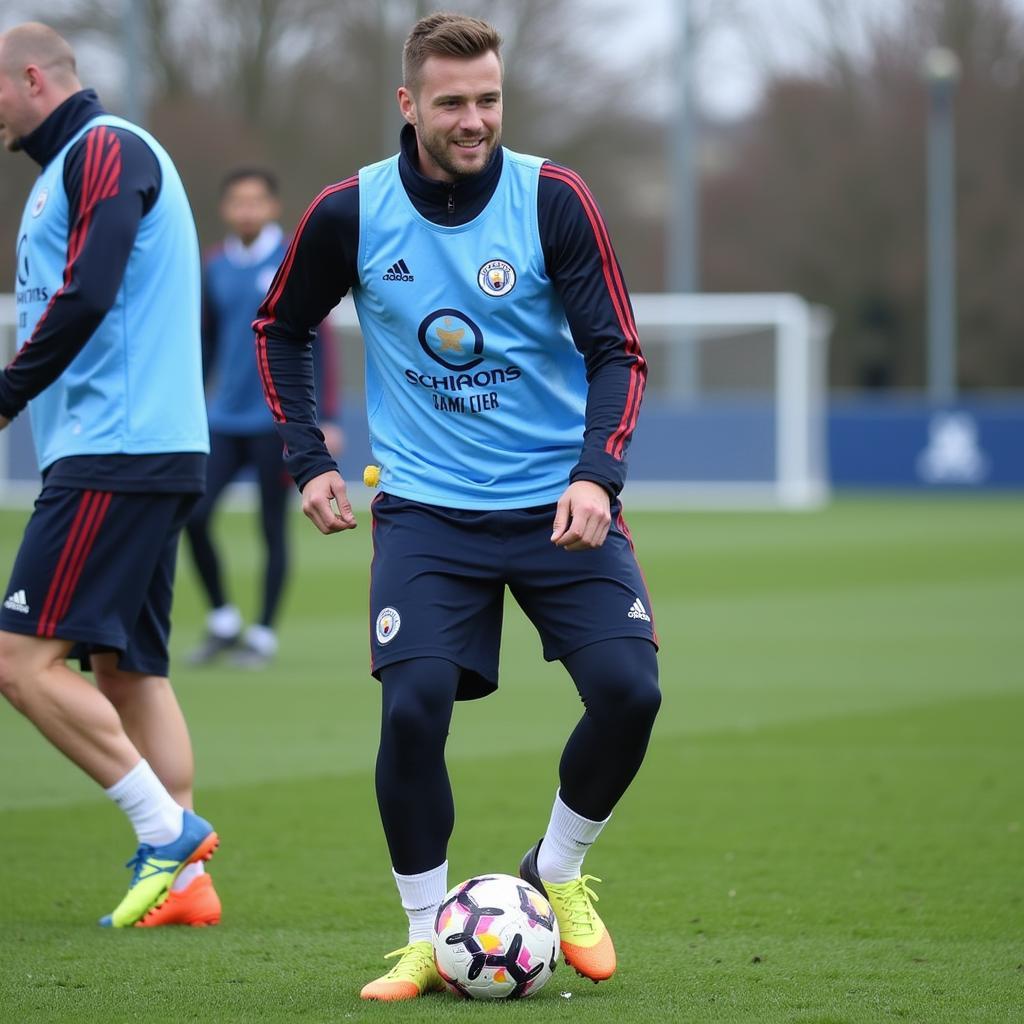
[0,126,160,419]
[254,176,359,489]
[313,319,341,423]
[538,164,647,498]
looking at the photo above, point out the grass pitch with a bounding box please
[0,497,1021,1022]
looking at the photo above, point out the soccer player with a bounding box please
[256,13,660,999]
[185,167,342,669]
[0,23,221,927]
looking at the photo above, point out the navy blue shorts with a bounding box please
[0,486,198,676]
[369,493,658,700]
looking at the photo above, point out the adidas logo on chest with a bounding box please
[382,258,414,282]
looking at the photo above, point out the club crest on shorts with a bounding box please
[477,259,516,297]
[375,606,401,645]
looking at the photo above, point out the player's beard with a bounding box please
[419,124,501,181]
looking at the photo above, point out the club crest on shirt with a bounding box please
[477,259,516,297]
[375,607,401,645]
[31,187,49,218]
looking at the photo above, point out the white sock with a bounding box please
[243,624,278,655]
[104,759,184,846]
[207,604,242,638]
[393,861,448,944]
[536,790,610,883]
[172,860,205,892]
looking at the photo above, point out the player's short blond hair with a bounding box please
[402,12,502,95]
[0,22,77,82]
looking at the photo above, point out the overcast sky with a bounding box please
[596,0,909,119]
[598,0,1024,120]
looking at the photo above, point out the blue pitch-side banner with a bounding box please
[622,395,1024,490]
[828,396,1024,490]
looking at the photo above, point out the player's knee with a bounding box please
[597,674,660,732]
[625,674,662,731]
[382,690,448,750]
[379,661,457,750]
[577,641,661,731]
[94,669,133,708]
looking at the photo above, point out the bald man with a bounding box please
[0,24,221,928]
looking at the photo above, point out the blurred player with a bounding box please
[256,13,659,998]
[185,168,342,669]
[0,23,220,927]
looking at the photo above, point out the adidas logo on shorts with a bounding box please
[627,597,651,622]
[3,589,29,614]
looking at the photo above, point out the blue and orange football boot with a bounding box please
[359,942,445,1001]
[135,872,222,927]
[99,810,219,928]
[519,839,616,982]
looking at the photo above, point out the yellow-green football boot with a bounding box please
[360,941,445,1001]
[519,839,616,982]
[99,810,220,928]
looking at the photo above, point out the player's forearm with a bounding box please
[259,332,336,489]
[570,353,648,496]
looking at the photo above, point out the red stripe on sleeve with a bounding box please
[540,165,647,461]
[254,175,357,424]
[7,128,124,371]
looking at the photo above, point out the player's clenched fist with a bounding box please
[551,479,612,551]
[302,470,357,535]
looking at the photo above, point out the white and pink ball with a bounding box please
[432,873,560,1000]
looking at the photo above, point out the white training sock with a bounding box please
[243,623,278,655]
[172,860,206,892]
[207,604,242,639]
[536,790,611,883]
[393,861,448,944]
[104,759,184,846]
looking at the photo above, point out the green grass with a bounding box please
[1,497,1022,1022]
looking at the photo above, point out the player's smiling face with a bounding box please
[399,51,503,183]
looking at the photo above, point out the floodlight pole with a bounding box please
[667,0,699,399]
[924,47,960,405]
[122,0,147,126]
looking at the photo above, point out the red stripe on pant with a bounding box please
[36,491,96,637]
[36,491,112,638]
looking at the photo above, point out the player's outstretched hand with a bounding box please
[551,480,611,551]
[302,470,357,535]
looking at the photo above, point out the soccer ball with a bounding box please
[433,873,560,1000]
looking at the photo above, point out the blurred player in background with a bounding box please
[0,23,220,927]
[256,12,660,1000]
[185,168,342,668]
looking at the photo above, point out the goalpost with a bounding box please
[615,293,832,509]
[0,292,831,510]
